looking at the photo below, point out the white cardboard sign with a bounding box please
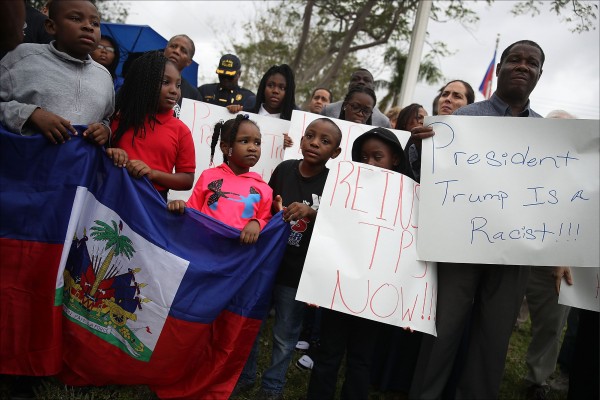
[558,267,600,312]
[296,161,437,336]
[170,99,290,201]
[284,110,411,167]
[417,116,599,267]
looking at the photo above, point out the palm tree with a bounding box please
[89,220,135,297]
[375,47,444,112]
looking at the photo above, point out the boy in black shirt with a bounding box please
[235,118,342,399]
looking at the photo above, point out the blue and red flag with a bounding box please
[479,49,497,99]
[0,125,289,399]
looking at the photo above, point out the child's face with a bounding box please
[343,92,374,124]
[300,120,341,166]
[223,122,262,175]
[45,0,101,60]
[263,73,286,114]
[158,62,182,113]
[91,38,115,68]
[358,137,399,171]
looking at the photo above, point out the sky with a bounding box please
[125,0,600,119]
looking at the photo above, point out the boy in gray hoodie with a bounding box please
[0,0,114,146]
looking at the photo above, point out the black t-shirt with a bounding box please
[268,159,329,289]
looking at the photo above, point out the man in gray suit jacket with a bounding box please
[321,69,391,128]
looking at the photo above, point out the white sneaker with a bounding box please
[295,340,310,351]
[295,354,314,370]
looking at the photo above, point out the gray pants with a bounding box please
[410,262,530,400]
[525,266,570,386]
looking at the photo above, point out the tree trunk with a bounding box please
[317,0,378,89]
[291,0,314,72]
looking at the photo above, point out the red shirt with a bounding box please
[112,111,196,191]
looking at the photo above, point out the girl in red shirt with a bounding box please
[110,51,196,201]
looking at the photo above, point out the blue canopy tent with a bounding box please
[100,22,199,87]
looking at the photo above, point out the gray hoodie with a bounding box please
[0,42,114,134]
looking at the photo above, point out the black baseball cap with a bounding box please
[351,127,406,170]
[216,54,241,76]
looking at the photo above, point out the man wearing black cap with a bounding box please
[198,54,256,110]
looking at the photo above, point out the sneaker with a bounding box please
[295,354,314,371]
[295,340,310,352]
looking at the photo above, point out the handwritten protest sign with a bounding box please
[284,110,410,167]
[169,99,290,201]
[418,116,599,267]
[559,266,600,312]
[296,161,437,335]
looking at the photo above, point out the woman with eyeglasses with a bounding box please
[91,35,124,92]
[337,85,377,125]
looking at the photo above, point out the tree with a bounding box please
[375,47,446,112]
[26,0,129,23]
[511,0,598,33]
[230,0,597,109]
[231,0,484,105]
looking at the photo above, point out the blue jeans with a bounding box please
[238,284,306,394]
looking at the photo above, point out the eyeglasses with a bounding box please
[345,102,373,117]
[97,44,115,53]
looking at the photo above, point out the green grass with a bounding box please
[1,318,568,400]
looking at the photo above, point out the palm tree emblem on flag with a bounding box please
[89,220,135,296]
[63,219,156,360]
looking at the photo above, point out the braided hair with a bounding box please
[338,86,377,125]
[112,51,171,146]
[251,64,297,121]
[210,114,259,165]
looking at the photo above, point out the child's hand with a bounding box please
[28,108,77,144]
[106,148,128,167]
[226,105,243,114]
[240,220,260,244]
[283,133,293,148]
[83,123,110,146]
[167,200,186,214]
[272,195,283,214]
[126,159,152,179]
[283,202,315,223]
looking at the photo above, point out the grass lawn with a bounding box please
[0,318,568,400]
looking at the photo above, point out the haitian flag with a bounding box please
[478,49,496,99]
[0,125,289,399]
